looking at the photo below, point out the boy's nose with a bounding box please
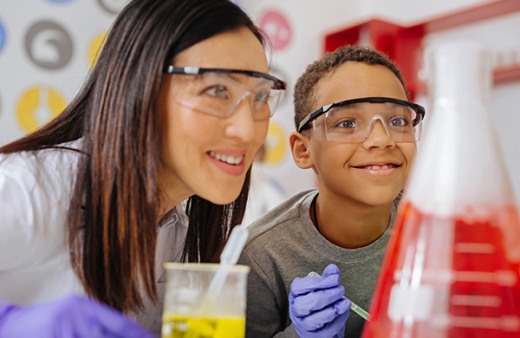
[363,116,394,147]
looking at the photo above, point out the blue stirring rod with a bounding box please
[308,271,370,321]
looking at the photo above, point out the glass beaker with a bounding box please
[161,263,250,338]
[362,41,520,338]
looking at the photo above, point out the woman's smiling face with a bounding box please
[157,28,271,206]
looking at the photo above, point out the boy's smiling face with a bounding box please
[296,62,416,207]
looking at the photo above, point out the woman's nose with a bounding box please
[224,98,257,142]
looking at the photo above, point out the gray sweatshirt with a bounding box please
[238,189,397,338]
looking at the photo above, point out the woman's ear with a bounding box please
[289,131,314,170]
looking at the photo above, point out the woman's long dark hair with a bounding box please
[0,0,264,313]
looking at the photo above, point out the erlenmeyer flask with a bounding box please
[362,41,520,338]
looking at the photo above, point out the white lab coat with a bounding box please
[0,141,188,336]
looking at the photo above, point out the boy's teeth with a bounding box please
[366,165,390,170]
[210,151,242,165]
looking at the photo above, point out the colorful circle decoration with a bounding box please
[0,18,6,54]
[25,20,73,70]
[88,32,107,68]
[16,86,67,133]
[264,122,287,165]
[96,0,129,15]
[258,9,292,52]
[45,0,75,4]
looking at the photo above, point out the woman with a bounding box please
[0,0,285,336]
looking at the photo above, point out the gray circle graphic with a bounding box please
[25,20,73,70]
[96,0,129,15]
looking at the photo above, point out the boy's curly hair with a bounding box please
[293,45,406,130]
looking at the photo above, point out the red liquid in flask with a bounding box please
[363,201,520,338]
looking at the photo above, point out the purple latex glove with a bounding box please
[0,294,153,338]
[289,264,350,338]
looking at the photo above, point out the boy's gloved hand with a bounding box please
[0,294,153,338]
[289,264,350,338]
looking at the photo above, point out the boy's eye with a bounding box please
[336,119,356,129]
[390,117,409,127]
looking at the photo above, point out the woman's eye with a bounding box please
[254,90,271,104]
[205,85,229,99]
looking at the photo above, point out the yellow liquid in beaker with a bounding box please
[161,313,245,338]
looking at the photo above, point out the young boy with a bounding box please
[238,45,425,338]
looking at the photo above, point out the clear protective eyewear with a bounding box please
[298,97,425,143]
[164,66,286,121]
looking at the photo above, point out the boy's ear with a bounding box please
[289,131,314,169]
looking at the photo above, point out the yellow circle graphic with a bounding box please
[264,122,287,165]
[88,32,107,68]
[16,86,66,133]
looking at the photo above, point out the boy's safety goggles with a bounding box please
[298,97,425,143]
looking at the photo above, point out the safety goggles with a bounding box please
[164,66,286,121]
[298,97,425,143]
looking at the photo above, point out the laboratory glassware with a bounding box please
[362,41,520,338]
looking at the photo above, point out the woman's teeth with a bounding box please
[209,151,243,165]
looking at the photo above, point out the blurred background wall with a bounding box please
[0,0,519,206]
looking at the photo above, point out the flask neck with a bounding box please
[429,43,492,111]
[407,41,515,215]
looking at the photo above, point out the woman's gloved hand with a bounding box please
[289,264,350,338]
[0,294,153,338]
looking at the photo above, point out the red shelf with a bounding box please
[495,65,520,85]
[417,0,520,33]
[324,0,520,99]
